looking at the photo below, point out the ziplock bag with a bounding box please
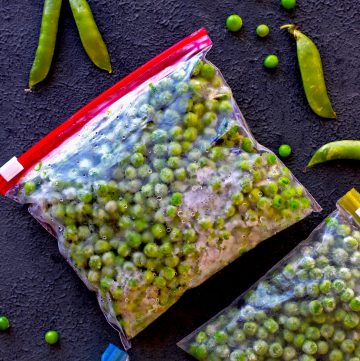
[0,28,320,348]
[179,188,360,361]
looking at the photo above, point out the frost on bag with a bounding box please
[0,29,319,347]
[179,188,360,361]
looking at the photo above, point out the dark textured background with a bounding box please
[0,0,360,360]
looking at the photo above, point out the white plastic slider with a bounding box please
[0,157,24,182]
[356,208,360,218]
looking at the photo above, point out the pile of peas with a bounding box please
[184,213,360,361]
[17,55,314,338]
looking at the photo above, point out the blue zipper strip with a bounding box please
[101,344,129,361]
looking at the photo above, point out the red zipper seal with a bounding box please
[0,28,212,195]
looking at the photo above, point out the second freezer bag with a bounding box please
[0,29,319,345]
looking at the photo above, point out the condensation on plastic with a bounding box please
[4,29,319,349]
[179,189,360,361]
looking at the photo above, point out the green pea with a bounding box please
[171,192,183,206]
[278,144,292,158]
[281,0,296,10]
[329,350,344,361]
[349,297,360,312]
[269,342,283,358]
[302,340,318,355]
[226,14,243,32]
[256,24,270,38]
[151,224,166,239]
[160,168,174,183]
[264,54,279,69]
[218,100,233,114]
[126,231,142,248]
[184,127,198,142]
[144,243,159,258]
[45,330,59,345]
[0,316,10,331]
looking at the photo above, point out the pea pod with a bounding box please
[281,24,336,119]
[308,140,360,167]
[69,0,112,73]
[28,0,62,89]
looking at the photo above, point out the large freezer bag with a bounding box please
[179,189,360,361]
[0,28,319,348]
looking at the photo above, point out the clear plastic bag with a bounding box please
[178,188,360,361]
[0,28,320,348]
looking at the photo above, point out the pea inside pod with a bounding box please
[308,140,360,167]
[281,24,336,119]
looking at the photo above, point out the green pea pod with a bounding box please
[308,140,360,167]
[281,24,336,119]
[28,0,63,89]
[69,0,112,73]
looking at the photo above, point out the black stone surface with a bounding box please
[1,1,360,360]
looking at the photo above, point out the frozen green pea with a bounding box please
[118,215,132,229]
[202,111,217,126]
[322,297,336,312]
[285,317,301,331]
[184,127,198,142]
[95,240,111,254]
[213,330,228,344]
[174,168,186,181]
[159,242,173,256]
[160,168,174,183]
[151,224,166,239]
[308,300,323,315]
[144,242,159,258]
[283,329,295,343]
[333,329,346,344]
[124,166,137,179]
[169,228,182,242]
[349,297,360,311]
[155,183,168,197]
[24,181,37,194]
[269,342,283,358]
[171,192,183,206]
[293,333,305,349]
[184,112,199,128]
[201,64,216,80]
[305,326,320,341]
[302,340,318,355]
[151,129,168,143]
[341,339,355,354]
[329,350,344,361]
[343,312,359,329]
[165,255,180,268]
[132,252,147,267]
[168,142,183,156]
[89,255,102,270]
[243,321,258,336]
[170,126,183,140]
[102,251,115,266]
[167,156,181,169]
[126,231,142,248]
[130,152,145,167]
[264,318,279,334]
[218,100,233,114]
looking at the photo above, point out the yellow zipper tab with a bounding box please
[338,188,360,225]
